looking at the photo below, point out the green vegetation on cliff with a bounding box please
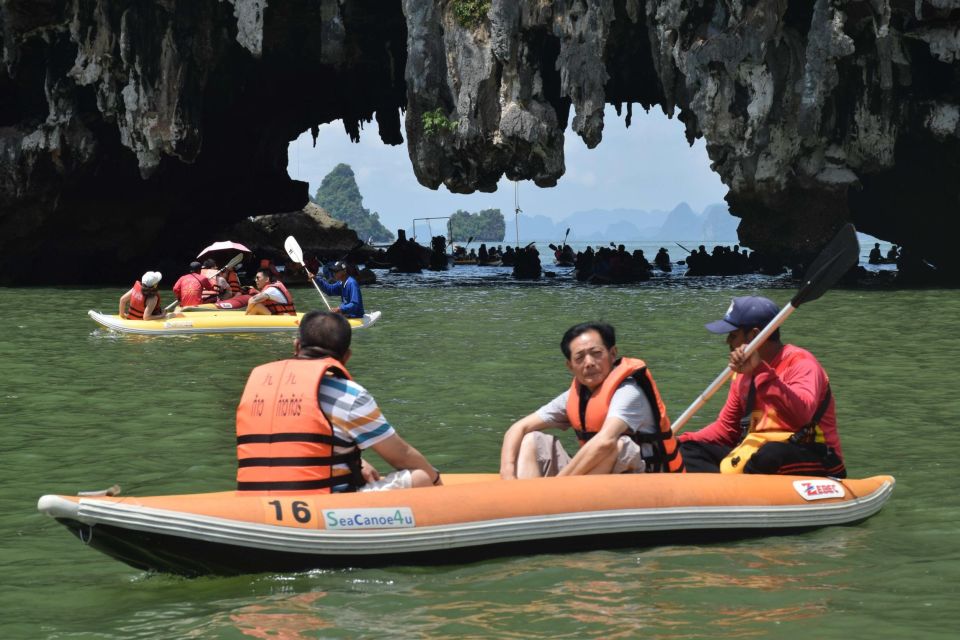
[452,0,491,28]
[450,208,505,242]
[422,108,456,137]
[314,164,394,243]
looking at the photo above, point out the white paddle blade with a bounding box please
[284,236,304,264]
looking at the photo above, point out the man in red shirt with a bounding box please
[171,261,214,309]
[678,296,845,477]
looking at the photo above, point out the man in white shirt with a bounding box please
[500,321,683,479]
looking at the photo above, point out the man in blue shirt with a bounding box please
[313,261,364,318]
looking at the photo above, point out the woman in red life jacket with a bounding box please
[245,268,296,315]
[500,321,684,479]
[198,258,228,303]
[225,267,243,295]
[119,271,165,320]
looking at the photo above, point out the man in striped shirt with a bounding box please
[298,311,441,491]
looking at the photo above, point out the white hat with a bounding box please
[141,271,162,287]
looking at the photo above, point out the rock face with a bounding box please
[0,0,406,284]
[3,1,960,284]
[225,201,362,264]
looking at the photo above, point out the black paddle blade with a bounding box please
[548,244,558,251]
[791,223,859,307]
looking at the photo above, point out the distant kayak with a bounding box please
[88,309,381,335]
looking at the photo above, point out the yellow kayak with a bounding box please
[88,309,381,335]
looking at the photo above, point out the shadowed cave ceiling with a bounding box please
[2,0,960,284]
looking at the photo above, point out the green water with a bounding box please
[2,277,959,639]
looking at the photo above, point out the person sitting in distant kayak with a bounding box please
[245,268,296,315]
[309,261,364,318]
[171,261,214,309]
[222,262,243,296]
[654,247,672,271]
[119,271,165,320]
[199,258,233,303]
[499,322,684,479]
[236,310,441,493]
[868,243,883,265]
[678,296,845,477]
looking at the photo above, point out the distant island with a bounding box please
[314,163,741,247]
[450,208,505,242]
[508,202,741,244]
[313,166,510,245]
[312,163,395,243]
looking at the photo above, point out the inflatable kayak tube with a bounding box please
[87,310,381,335]
[37,473,894,576]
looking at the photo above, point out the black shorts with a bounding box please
[679,440,846,478]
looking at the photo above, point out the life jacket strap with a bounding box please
[237,477,344,491]
[738,381,757,440]
[237,450,361,468]
[237,431,356,448]
[789,385,832,444]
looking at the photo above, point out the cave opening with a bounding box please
[285,105,730,245]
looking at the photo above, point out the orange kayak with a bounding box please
[38,473,894,575]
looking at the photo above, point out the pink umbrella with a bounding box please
[197,241,251,258]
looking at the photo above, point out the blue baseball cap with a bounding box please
[705,296,780,334]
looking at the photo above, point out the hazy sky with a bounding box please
[287,105,729,235]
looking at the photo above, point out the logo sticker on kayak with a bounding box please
[323,507,415,530]
[793,479,845,501]
[163,320,194,328]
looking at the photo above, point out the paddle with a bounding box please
[675,241,693,253]
[560,227,570,250]
[284,235,333,311]
[164,253,244,312]
[670,223,860,434]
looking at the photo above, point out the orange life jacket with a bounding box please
[127,281,161,320]
[226,269,242,294]
[235,358,362,493]
[262,281,296,315]
[565,357,684,473]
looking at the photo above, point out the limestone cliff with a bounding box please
[2,1,959,284]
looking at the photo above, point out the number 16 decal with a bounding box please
[262,499,316,528]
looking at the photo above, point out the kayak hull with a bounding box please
[38,473,894,576]
[88,309,381,335]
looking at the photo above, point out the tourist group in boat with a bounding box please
[118,257,365,321]
[118,251,847,492]
[45,225,889,574]
[235,294,843,495]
